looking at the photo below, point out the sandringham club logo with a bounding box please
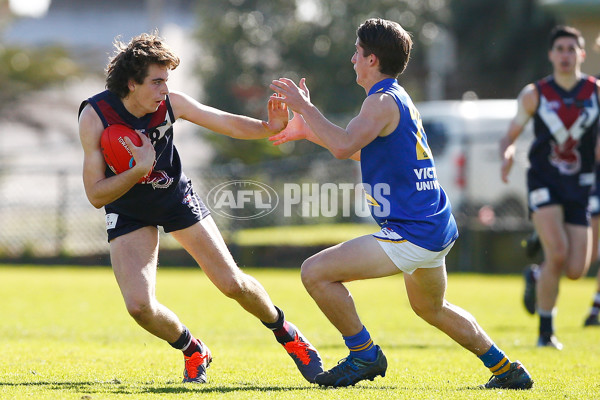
[206,180,279,220]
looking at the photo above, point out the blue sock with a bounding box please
[478,344,511,378]
[343,326,377,362]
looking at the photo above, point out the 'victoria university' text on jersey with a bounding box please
[529,75,600,202]
[360,78,458,252]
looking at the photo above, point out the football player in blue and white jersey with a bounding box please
[270,18,532,390]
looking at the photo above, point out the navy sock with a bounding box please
[478,344,511,378]
[539,311,554,338]
[590,292,600,317]
[262,306,296,344]
[169,326,201,357]
[343,326,377,362]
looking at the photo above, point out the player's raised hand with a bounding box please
[262,94,289,134]
[500,144,515,184]
[269,111,312,146]
[298,77,310,101]
[269,78,311,113]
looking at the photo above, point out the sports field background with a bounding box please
[1,266,598,399]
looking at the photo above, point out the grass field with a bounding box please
[0,266,599,399]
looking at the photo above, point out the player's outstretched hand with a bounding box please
[269,111,311,146]
[269,78,310,113]
[262,95,289,134]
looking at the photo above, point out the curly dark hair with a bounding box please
[106,32,180,98]
[357,18,412,78]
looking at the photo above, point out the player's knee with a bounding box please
[565,267,586,280]
[546,246,568,269]
[125,299,154,322]
[219,275,248,299]
[410,300,442,325]
[411,303,432,322]
[300,256,323,291]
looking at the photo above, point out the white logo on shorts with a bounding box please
[589,195,600,214]
[529,187,550,209]
[106,213,119,230]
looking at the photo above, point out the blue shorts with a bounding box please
[105,181,210,242]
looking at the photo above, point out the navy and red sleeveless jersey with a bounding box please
[79,90,189,219]
[528,75,600,202]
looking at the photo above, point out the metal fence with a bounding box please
[0,150,531,259]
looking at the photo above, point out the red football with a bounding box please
[100,124,139,174]
[100,124,151,181]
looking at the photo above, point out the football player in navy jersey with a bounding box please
[269,18,532,390]
[583,34,600,328]
[78,32,322,384]
[584,163,600,327]
[500,26,600,348]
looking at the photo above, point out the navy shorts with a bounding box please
[590,168,600,217]
[528,185,590,226]
[105,181,211,242]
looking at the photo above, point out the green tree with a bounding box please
[446,0,556,99]
[0,45,80,108]
[0,0,81,116]
[194,0,446,164]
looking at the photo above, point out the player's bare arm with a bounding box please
[270,78,394,159]
[78,104,155,208]
[500,84,538,183]
[169,91,288,140]
[269,111,362,161]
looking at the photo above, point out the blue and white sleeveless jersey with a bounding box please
[360,78,458,251]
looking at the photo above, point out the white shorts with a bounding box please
[373,227,454,275]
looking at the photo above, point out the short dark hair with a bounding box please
[549,25,584,50]
[356,18,412,77]
[106,32,180,98]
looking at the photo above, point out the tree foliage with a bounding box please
[0,45,80,108]
[194,0,446,164]
[194,0,558,164]
[445,0,556,99]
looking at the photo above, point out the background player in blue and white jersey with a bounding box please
[269,18,532,390]
[500,26,600,349]
[78,32,322,384]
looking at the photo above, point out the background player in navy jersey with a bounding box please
[77,32,322,384]
[268,18,532,390]
[583,34,600,327]
[500,26,600,349]
[584,163,600,326]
